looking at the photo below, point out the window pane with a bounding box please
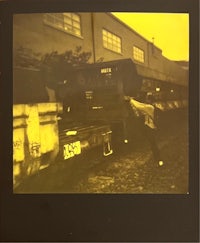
[102,29,106,36]
[44,13,81,36]
[72,13,79,21]
[64,16,72,24]
[74,29,80,35]
[55,19,63,28]
[63,13,71,18]
[107,32,112,38]
[73,21,80,28]
[103,35,107,41]
[102,29,121,53]
[103,42,108,48]
[133,46,144,63]
[108,38,112,44]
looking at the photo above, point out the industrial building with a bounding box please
[13,12,188,88]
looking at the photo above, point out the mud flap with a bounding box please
[102,131,113,156]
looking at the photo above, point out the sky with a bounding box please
[112,12,189,61]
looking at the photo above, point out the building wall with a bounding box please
[13,12,188,86]
[13,13,94,59]
[92,13,188,86]
[92,13,149,66]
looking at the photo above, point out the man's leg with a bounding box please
[144,126,163,165]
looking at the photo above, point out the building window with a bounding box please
[44,13,81,36]
[133,46,144,63]
[102,29,122,54]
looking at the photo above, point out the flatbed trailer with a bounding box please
[58,122,113,161]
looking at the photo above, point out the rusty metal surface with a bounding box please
[13,102,62,187]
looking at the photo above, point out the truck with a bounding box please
[13,58,188,188]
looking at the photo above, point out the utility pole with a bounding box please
[91,13,96,63]
[152,37,155,55]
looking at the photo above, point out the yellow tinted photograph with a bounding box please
[13,12,189,193]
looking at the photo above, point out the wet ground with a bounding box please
[15,109,189,194]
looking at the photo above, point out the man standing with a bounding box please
[125,95,164,167]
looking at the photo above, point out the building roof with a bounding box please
[174,61,189,70]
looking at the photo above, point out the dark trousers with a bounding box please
[142,125,161,162]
